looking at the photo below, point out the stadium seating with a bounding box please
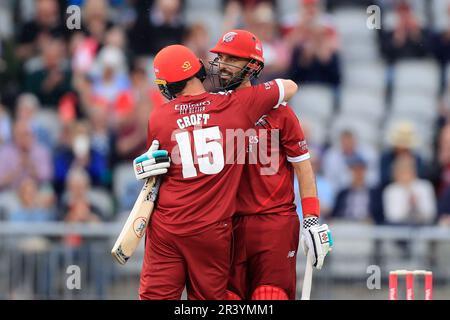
[391,93,438,124]
[0,191,19,220]
[342,62,387,96]
[393,59,440,97]
[290,85,335,124]
[297,115,328,148]
[339,87,386,124]
[431,0,450,31]
[186,0,221,11]
[330,114,381,148]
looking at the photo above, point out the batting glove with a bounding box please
[300,217,333,270]
[133,140,170,180]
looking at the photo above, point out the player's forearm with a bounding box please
[293,160,319,217]
[293,159,317,198]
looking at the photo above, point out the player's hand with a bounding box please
[300,217,333,270]
[133,140,170,180]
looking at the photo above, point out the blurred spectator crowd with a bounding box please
[0,0,449,233]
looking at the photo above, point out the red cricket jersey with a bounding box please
[236,104,310,216]
[147,80,284,235]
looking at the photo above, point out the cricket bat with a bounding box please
[111,177,161,265]
[301,253,314,300]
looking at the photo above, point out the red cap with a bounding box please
[210,29,264,63]
[153,45,202,83]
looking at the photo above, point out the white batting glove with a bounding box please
[133,140,170,180]
[300,217,333,270]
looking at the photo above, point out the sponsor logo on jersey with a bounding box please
[223,31,238,43]
[264,81,274,90]
[255,115,268,127]
[299,140,308,152]
[214,90,233,95]
[174,100,211,114]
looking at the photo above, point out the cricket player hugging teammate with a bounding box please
[130,30,333,300]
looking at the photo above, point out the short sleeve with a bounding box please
[235,79,285,125]
[281,107,310,163]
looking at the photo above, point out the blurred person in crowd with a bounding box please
[14,93,54,147]
[295,146,334,219]
[183,23,212,65]
[248,2,290,82]
[16,0,66,60]
[8,177,54,222]
[70,31,99,76]
[129,0,185,56]
[431,3,450,90]
[113,92,147,162]
[431,123,450,195]
[283,0,329,45]
[62,167,101,222]
[437,185,450,226]
[24,37,72,106]
[222,0,275,32]
[7,177,55,298]
[62,167,101,248]
[109,0,139,29]
[0,104,12,145]
[331,154,384,224]
[380,121,427,187]
[285,0,341,87]
[53,120,110,193]
[225,0,275,7]
[82,0,114,45]
[323,129,379,193]
[88,106,115,168]
[383,154,436,225]
[128,59,163,115]
[61,162,110,296]
[104,26,128,51]
[222,1,246,32]
[379,1,430,64]
[113,60,163,163]
[0,119,52,190]
[89,45,130,107]
[440,88,450,124]
[70,32,99,116]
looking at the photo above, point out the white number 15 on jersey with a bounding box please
[175,126,225,178]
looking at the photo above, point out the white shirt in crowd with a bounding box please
[383,179,437,224]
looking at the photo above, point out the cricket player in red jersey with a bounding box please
[208,30,333,300]
[133,44,299,299]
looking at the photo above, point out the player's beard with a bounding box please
[208,58,248,91]
[218,68,244,90]
[219,69,234,82]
